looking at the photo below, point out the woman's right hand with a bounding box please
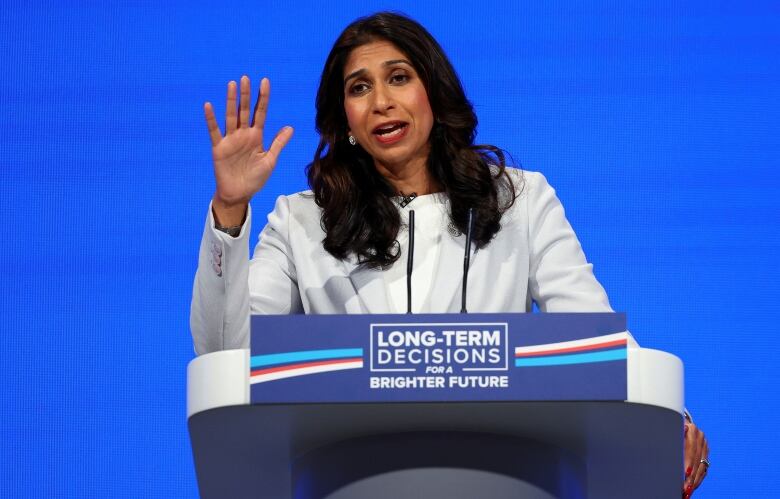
[204,75,294,226]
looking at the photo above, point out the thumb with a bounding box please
[265,126,294,163]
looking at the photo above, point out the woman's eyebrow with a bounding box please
[344,68,366,86]
[382,58,412,68]
[343,59,413,86]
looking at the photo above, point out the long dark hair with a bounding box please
[307,12,517,268]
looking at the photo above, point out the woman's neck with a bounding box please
[374,157,441,196]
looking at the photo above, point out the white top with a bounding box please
[383,193,448,313]
[191,169,614,355]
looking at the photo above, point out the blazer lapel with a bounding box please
[340,228,471,314]
[342,255,391,314]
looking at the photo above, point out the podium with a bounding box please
[188,313,684,498]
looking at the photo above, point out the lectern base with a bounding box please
[189,402,681,498]
[295,432,583,499]
[325,468,557,499]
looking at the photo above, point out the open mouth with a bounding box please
[372,121,408,140]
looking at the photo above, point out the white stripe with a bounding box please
[514,332,629,355]
[250,360,363,384]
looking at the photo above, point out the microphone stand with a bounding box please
[461,208,476,313]
[406,210,415,314]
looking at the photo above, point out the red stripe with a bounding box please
[515,338,626,358]
[251,357,362,377]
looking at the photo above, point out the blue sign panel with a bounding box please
[250,313,627,404]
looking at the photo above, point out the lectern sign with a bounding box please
[370,322,508,371]
[250,313,627,404]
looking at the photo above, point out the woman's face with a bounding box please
[343,40,434,174]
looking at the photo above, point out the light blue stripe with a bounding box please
[250,348,363,368]
[515,348,626,367]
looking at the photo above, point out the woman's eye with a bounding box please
[390,73,409,84]
[349,82,369,95]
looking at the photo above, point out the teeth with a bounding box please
[382,127,403,137]
[376,123,405,135]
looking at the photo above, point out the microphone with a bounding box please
[460,208,476,313]
[406,209,415,314]
[399,192,417,208]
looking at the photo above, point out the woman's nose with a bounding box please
[371,84,394,113]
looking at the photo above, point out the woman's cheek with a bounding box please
[343,103,365,138]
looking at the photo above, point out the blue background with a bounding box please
[1,1,777,497]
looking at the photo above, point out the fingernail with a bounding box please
[686,466,692,477]
[686,484,693,494]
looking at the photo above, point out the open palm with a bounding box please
[204,76,293,208]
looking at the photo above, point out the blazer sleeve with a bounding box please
[190,196,302,355]
[525,172,613,312]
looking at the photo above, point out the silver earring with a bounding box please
[348,135,357,146]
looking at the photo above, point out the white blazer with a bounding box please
[190,169,612,355]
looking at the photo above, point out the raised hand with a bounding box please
[204,76,294,226]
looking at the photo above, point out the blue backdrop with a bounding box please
[1,1,778,497]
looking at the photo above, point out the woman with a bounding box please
[191,12,708,496]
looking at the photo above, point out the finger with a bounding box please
[239,75,250,128]
[684,427,705,495]
[683,425,693,480]
[264,126,294,164]
[252,77,270,130]
[692,439,709,490]
[693,442,709,489]
[688,428,702,487]
[682,424,696,496]
[203,102,222,147]
[225,80,237,134]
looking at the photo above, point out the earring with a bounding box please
[348,135,357,146]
